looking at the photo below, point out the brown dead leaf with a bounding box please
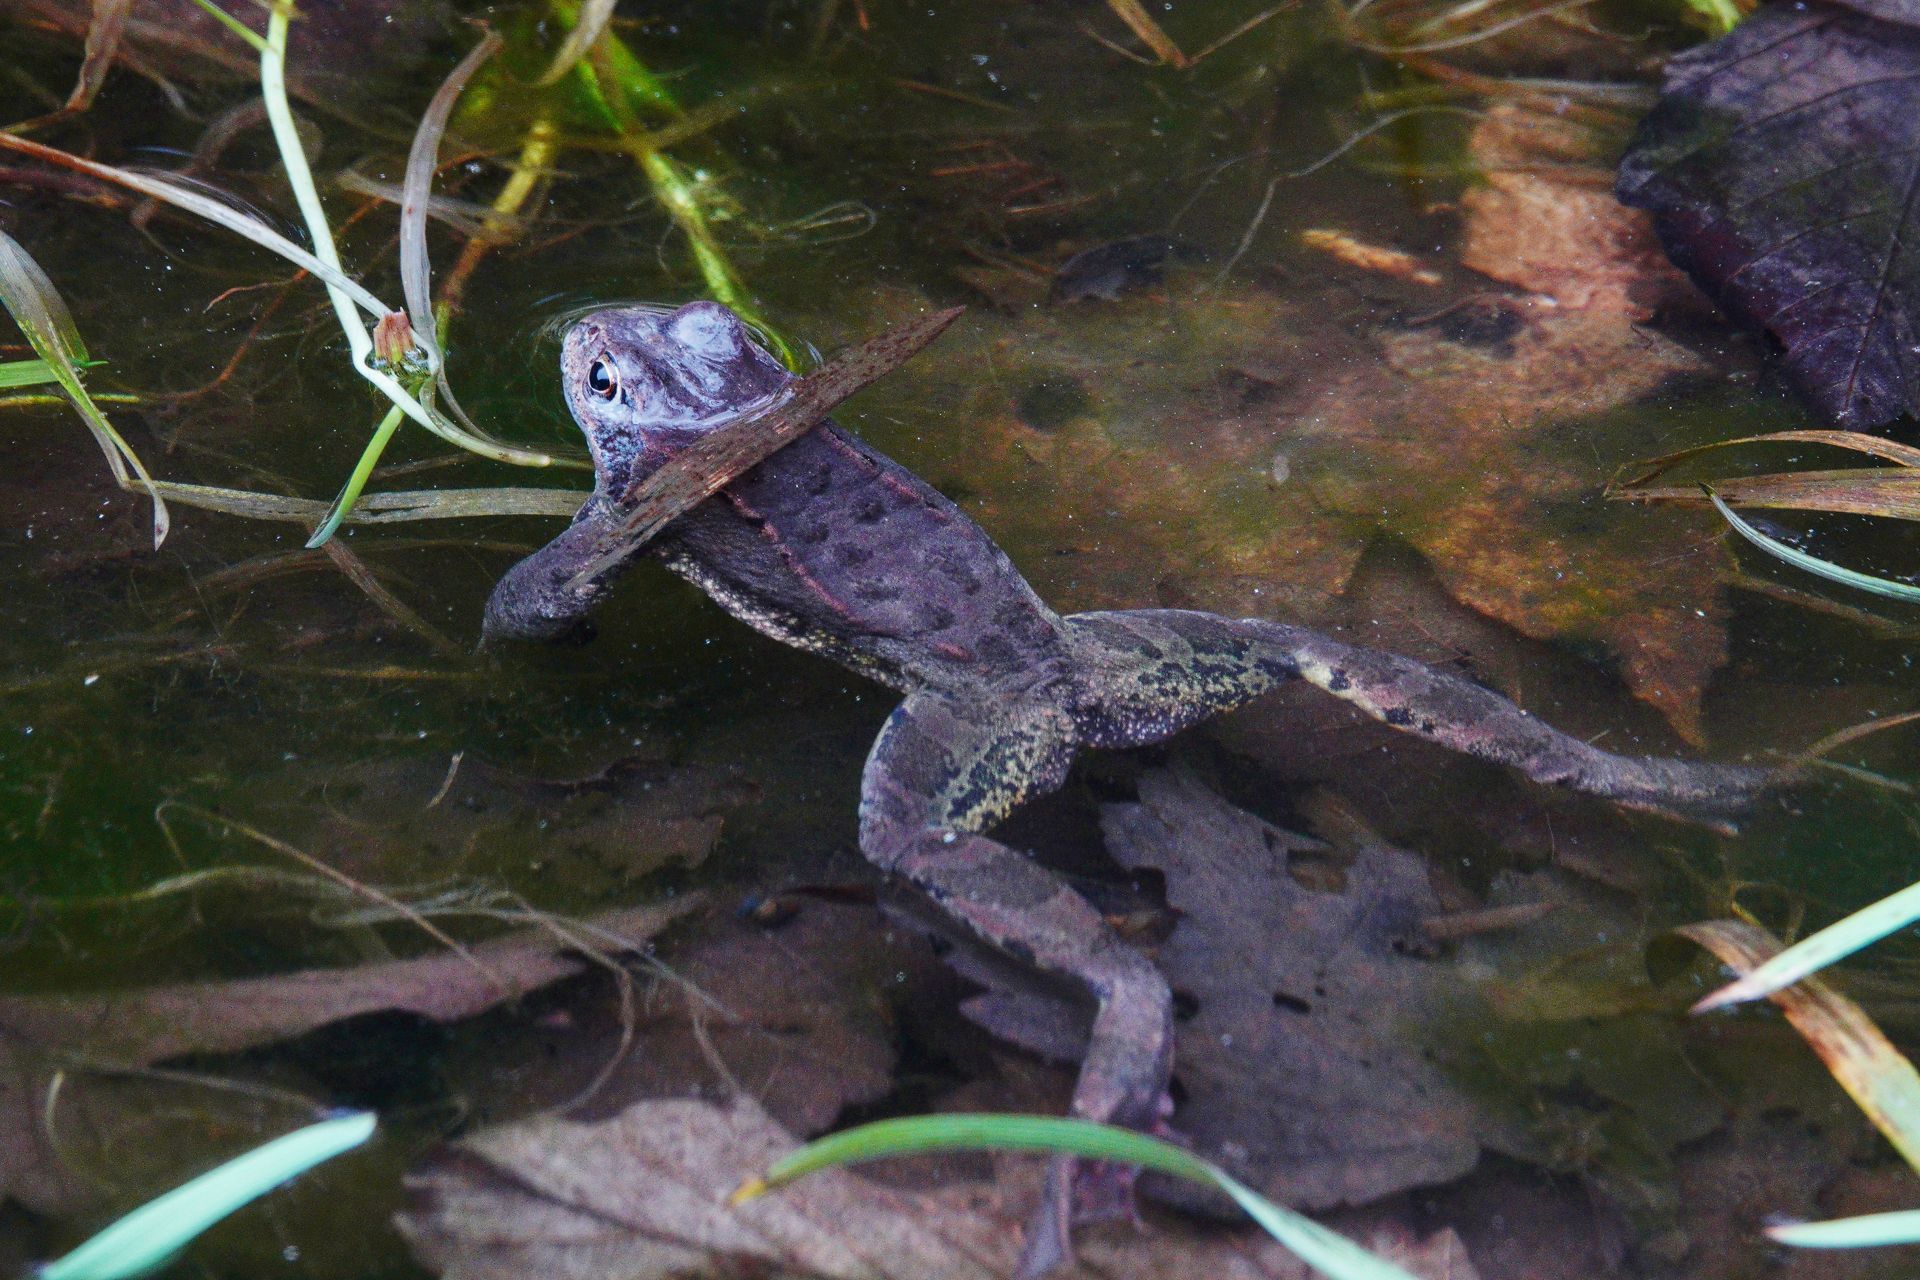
[453,899,921,1139]
[1461,103,1701,317]
[396,1093,1481,1280]
[0,900,694,1215]
[956,767,1516,1209]
[1101,767,1521,1211]
[871,102,1733,744]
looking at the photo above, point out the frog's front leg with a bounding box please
[859,688,1169,1277]
[483,501,634,644]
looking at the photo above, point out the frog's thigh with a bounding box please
[1065,609,1304,748]
[858,689,1171,1124]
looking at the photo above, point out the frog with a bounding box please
[485,300,1768,1272]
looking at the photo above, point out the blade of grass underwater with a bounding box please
[1709,489,1920,603]
[1681,921,1920,1173]
[536,0,618,85]
[400,26,501,442]
[0,358,67,388]
[1627,469,1920,521]
[1694,879,1920,1012]
[36,1110,376,1280]
[254,1,548,468]
[1104,0,1191,65]
[1768,1211,1920,1248]
[0,134,388,318]
[0,229,168,545]
[148,480,584,524]
[1613,428,1920,491]
[732,1113,1422,1280]
[307,402,405,547]
[67,0,136,113]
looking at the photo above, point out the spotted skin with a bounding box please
[485,302,1771,1275]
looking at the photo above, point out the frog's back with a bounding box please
[658,424,1071,694]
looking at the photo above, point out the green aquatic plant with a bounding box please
[1695,878,1920,1013]
[734,1112,1425,1280]
[1686,904,1920,1249]
[0,0,801,546]
[0,227,167,543]
[36,1110,376,1280]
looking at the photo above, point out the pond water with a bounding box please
[3,1,1918,1277]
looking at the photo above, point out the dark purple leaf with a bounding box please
[1617,3,1920,430]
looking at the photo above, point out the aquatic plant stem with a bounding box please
[308,403,404,547]
[257,0,550,468]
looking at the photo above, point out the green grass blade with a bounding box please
[400,27,502,444]
[1708,488,1920,604]
[736,1113,1423,1280]
[537,0,618,85]
[181,0,271,53]
[0,358,105,389]
[0,358,63,388]
[0,229,168,545]
[307,403,405,547]
[1682,0,1743,33]
[37,1110,376,1280]
[1767,1211,1920,1248]
[1696,879,1920,1012]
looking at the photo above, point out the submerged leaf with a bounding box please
[957,769,1518,1213]
[0,901,693,1216]
[1618,4,1920,430]
[398,1095,1475,1280]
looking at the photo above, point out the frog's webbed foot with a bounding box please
[483,500,634,645]
[1065,609,1773,831]
[859,688,1170,1276]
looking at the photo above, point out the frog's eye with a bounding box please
[586,355,617,401]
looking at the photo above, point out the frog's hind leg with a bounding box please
[1065,608,1769,830]
[859,687,1170,1275]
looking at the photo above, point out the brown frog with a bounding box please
[485,301,1767,1272]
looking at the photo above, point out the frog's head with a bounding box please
[561,301,792,500]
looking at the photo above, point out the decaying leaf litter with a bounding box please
[5,0,1920,1278]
